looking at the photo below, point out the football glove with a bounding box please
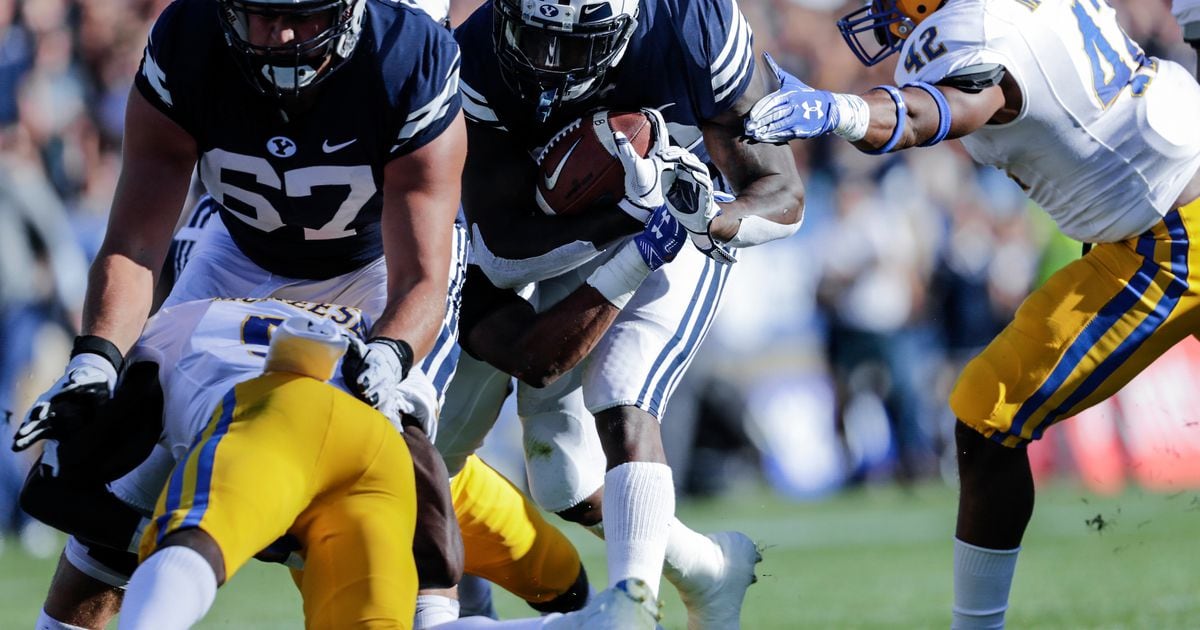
[660,146,736,265]
[613,108,671,222]
[744,53,868,144]
[633,205,687,272]
[386,367,440,442]
[340,336,413,410]
[13,351,118,452]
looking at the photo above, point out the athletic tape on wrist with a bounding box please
[904,81,952,146]
[831,93,871,142]
[367,336,414,380]
[866,85,907,155]
[72,335,123,372]
[586,240,651,309]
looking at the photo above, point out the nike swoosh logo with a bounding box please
[543,138,581,191]
[322,138,357,153]
[582,4,604,15]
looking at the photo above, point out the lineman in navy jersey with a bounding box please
[451,0,803,627]
[14,1,466,628]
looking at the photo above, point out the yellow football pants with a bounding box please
[142,373,418,629]
[454,455,583,604]
[952,199,1200,446]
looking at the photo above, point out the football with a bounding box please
[534,109,657,216]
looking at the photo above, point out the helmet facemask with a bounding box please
[837,0,944,67]
[493,0,637,123]
[218,0,365,102]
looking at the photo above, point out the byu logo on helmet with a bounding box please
[538,4,559,17]
[268,136,297,158]
[801,100,824,120]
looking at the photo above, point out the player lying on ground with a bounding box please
[451,0,804,625]
[20,297,657,629]
[744,0,1200,627]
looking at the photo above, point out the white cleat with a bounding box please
[673,531,762,630]
[545,578,659,630]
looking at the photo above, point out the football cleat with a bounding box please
[544,578,659,630]
[672,531,762,630]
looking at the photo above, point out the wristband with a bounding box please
[367,336,414,380]
[904,81,952,146]
[586,240,652,309]
[72,335,124,373]
[865,85,907,155]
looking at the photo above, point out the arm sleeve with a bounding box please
[388,27,463,158]
[681,0,756,119]
[132,0,202,136]
[470,224,604,289]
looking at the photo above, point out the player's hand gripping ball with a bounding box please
[535,108,668,220]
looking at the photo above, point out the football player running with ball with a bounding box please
[452,0,804,626]
[12,0,467,628]
[744,0,1200,627]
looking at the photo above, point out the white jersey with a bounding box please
[128,298,369,458]
[895,0,1200,243]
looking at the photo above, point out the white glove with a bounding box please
[660,146,736,264]
[614,108,671,222]
[13,353,117,452]
[340,336,412,410]
[385,368,440,442]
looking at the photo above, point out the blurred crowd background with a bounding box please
[0,0,1195,554]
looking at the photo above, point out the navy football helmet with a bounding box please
[493,0,639,122]
[218,0,366,99]
[837,0,945,66]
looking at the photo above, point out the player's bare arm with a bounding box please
[701,59,806,242]
[851,76,1009,151]
[461,273,615,388]
[84,87,197,353]
[744,53,1010,152]
[463,205,687,387]
[373,111,467,359]
[462,123,642,271]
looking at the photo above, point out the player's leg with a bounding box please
[38,544,129,630]
[949,202,1200,628]
[580,247,759,629]
[122,375,335,628]
[290,390,419,629]
[453,455,589,612]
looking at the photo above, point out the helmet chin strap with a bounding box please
[535,86,560,124]
[262,63,320,92]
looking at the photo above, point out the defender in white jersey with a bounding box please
[744,0,1200,627]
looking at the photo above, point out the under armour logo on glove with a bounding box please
[801,100,826,120]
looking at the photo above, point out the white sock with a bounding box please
[118,546,218,630]
[662,517,722,588]
[35,609,89,630]
[429,616,561,629]
[415,595,461,629]
[602,462,675,598]
[952,538,1020,629]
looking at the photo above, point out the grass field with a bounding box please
[1,481,1197,628]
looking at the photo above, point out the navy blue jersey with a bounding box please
[135,0,461,280]
[456,0,754,166]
